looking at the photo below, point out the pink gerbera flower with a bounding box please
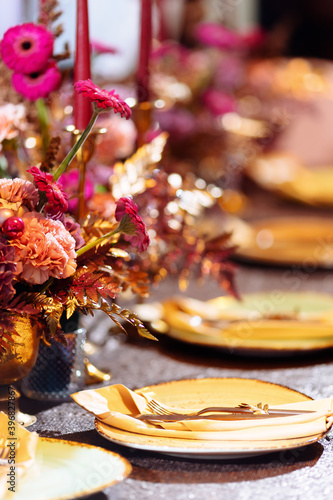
[27,166,68,215]
[74,79,132,119]
[0,23,54,74]
[115,197,149,252]
[12,61,61,101]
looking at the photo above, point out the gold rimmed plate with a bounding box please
[233,216,333,267]
[136,292,333,355]
[246,152,333,207]
[7,438,131,500]
[95,377,327,459]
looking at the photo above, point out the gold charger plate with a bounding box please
[4,438,131,500]
[246,152,333,207]
[95,377,325,459]
[137,292,333,355]
[233,216,333,267]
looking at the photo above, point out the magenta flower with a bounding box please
[201,88,236,116]
[58,169,94,213]
[2,217,25,239]
[0,23,54,74]
[115,197,150,252]
[74,79,132,119]
[27,166,68,214]
[242,29,266,49]
[12,61,61,101]
[195,23,242,50]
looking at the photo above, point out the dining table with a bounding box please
[19,180,333,500]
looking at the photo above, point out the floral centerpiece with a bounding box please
[0,79,153,357]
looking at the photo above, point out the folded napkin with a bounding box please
[72,384,333,441]
[0,412,38,499]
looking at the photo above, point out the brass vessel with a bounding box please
[0,316,39,385]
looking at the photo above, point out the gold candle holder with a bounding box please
[130,98,165,148]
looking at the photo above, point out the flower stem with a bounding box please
[76,228,119,256]
[36,98,50,154]
[53,110,99,182]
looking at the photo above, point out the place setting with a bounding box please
[135,291,333,356]
[70,377,333,459]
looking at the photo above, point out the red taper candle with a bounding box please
[74,0,92,130]
[137,0,152,103]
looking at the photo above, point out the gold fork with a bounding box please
[146,399,315,418]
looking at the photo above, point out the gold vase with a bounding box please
[0,316,39,426]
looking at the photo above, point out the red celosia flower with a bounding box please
[74,79,132,119]
[115,197,149,252]
[12,61,61,101]
[0,23,54,74]
[27,166,68,214]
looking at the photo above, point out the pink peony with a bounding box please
[12,61,61,101]
[11,211,76,285]
[27,166,68,214]
[115,197,149,252]
[74,79,132,118]
[0,178,39,210]
[0,23,54,74]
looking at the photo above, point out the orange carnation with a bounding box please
[11,211,76,284]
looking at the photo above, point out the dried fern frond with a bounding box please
[39,136,61,173]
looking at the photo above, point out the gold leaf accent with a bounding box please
[66,296,79,319]
[108,248,131,260]
[111,132,168,199]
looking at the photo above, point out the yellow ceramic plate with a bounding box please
[247,152,333,207]
[95,378,323,459]
[137,292,333,355]
[234,216,333,267]
[5,438,131,500]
